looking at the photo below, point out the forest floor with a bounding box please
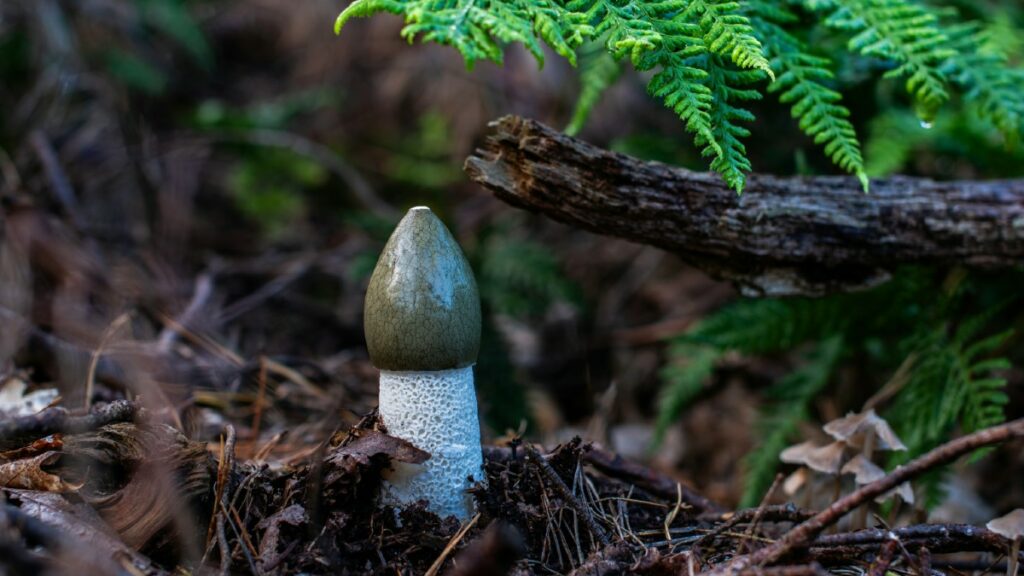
[1,1,1023,574]
[1,361,1022,575]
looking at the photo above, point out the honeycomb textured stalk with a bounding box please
[378,367,483,519]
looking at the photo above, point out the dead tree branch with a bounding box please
[0,400,138,448]
[464,116,1024,296]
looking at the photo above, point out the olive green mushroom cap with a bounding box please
[364,206,481,371]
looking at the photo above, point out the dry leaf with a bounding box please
[0,434,64,461]
[0,452,79,492]
[6,489,161,574]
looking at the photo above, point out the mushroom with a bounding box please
[987,509,1024,576]
[840,455,914,505]
[780,441,846,475]
[825,410,907,528]
[824,409,907,455]
[364,206,484,520]
[780,440,846,508]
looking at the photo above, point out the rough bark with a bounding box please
[464,115,1024,296]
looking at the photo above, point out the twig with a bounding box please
[713,418,1024,572]
[868,539,899,576]
[216,514,231,575]
[84,312,131,410]
[741,474,784,553]
[424,512,480,576]
[811,524,1016,558]
[215,256,313,324]
[524,443,612,547]
[697,505,816,525]
[206,425,237,551]
[583,444,721,513]
[225,505,260,575]
[736,563,828,576]
[0,503,168,575]
[29,130,85,232]
[0,400,138,448]
[157,272,213,353]
[465,115,1024,296]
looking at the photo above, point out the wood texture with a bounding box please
[464,116,1024,296]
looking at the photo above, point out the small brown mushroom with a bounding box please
[987,509,1024,576]
[780,441,846,509]
[825,409,908,529]
[780,441,846,475]
[824,409,907,452]
[840,454,914,505]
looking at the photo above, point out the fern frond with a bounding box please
[647,59,719,161]
[753,16,868,190]
[685,297,848,354]
[655,343,722,444]
[565,0,664,64]
[683,0,774,79]
[821,0,956,122]
[478,235,578,318]
[567,39,623,135]
[336,0,590,67]
[741,336,844,506]
[887,312,1014,456]
[943,23,1024,146]
[566,0,760,190]
[702,57,762,193]
[685,269,933,353]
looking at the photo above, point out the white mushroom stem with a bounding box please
[377,366,485,520]
[1009,536,1020,576]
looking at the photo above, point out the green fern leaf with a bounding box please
[822,0,956,122]
[702,57,762,193]
[567,39,623,135]
[478,234,579,318]
[753,16,868,189]
[336,0,589,67]
[685,297,847,354]
[683,0,774,79]
[943,23,1024,146]
[655,343,722,444]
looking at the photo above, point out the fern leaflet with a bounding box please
[821,0,956,122]
[703,57,762,192]
[751,12,868,189]
[684,0,774,79]
[655,343,722,444]
[943,23,1024,146]
[336,0,590,67]
[567,39,623,135]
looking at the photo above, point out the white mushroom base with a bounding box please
[378,367,485,519]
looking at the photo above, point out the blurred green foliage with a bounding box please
[657,269,1021,507]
